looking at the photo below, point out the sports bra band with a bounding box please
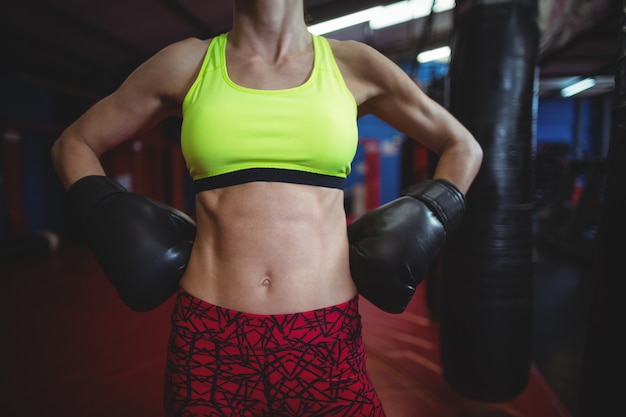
[193,168,346,192]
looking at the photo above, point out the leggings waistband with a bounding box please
[171,290,362,349]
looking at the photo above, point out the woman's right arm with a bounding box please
[51,37,207,189]
[49,38,208,311]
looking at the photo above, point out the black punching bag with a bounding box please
[578,1,625,415]
[439,0,538,402]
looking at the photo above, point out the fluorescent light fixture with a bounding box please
[432,0,456,12]
[370,1,431,30]
[417,45,451,63]
[371,0,456,30]
[308,7,382,35]
[561,78,596,97]
[308,0,455,35]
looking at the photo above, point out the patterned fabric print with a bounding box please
[164,290,386,417]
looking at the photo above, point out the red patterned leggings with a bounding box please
[164,290,386,417]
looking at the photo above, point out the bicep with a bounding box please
[66,40,197,155]
[69,86,170,156]
[349,46,466,155]
[356,55,481,192]
[51,39,203,188]
[51,86,172,189]
[360,75,461,155]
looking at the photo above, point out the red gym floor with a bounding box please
[2,243,571,417]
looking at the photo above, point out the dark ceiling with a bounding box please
[2,0,622,102]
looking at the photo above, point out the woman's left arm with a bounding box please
[335,40,483,194]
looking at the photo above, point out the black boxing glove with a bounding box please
[348,179,466,314]
[67,175,196,312]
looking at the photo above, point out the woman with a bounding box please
[51,0,482,415]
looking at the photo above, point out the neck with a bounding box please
[230,0,309,46]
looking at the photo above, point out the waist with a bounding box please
[180,182,356,314]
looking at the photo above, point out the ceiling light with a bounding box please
[417,46,451,63]
[371,0,456,30]
[370,1,431,30]
[308,0,456,35]
[308,7,381,34]
[561,78,596,97]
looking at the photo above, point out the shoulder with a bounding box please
[151,37,213,88]
[124,37,213,104]
[323,37,416,105]
[325,38,386,69]
[155,37,212,65]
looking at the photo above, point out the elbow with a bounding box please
[50,137,73,190]
[50,136,65,175]
[49,132,97,189]
[460,130,483,174]
[50,134,75,177]
[471,137,484,171]
[455,133,483,192]
[50,137,63,166]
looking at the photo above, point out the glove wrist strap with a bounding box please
[66,175,127,228]
[402,179,466,232]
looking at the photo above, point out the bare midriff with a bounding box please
[179,181,357,314]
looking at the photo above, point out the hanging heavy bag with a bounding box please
[439,0,538,402]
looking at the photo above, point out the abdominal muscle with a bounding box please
[178,181,357,314]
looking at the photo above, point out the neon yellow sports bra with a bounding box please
[180,33,358,192]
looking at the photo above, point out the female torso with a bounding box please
[179,35,360,314]
[182,182,354,314]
